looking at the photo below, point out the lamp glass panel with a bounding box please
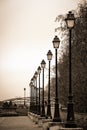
[66,19,74,28]
[41,63,46,68]
[47,54,52,60]
[53,42,59,48]
[35,72,38,78]
[38,68,41,74]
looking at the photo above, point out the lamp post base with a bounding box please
[65,121,77,128]
[53,118,61,122]
[47,104,52,119]
[41,108,45,117]
[65,100,76,128]
[53,102,61,122]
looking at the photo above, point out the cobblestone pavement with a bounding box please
[0,116,42,130]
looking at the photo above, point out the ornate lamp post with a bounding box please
[24,88,26,107]
[52,36,61,122]
[41,59,46,117]
[37,66,41,115]
[33,75,36,114]
[29,80,33,112]
[47,50,53,118]
[34,71,38,114]
[31,77,34,113]
[65,11,76,128]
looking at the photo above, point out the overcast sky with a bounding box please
[0,0,81,101]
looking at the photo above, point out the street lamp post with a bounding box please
[52,36,61,122]
[24,88,26,107]
[65,11,76,128]
[30,78,34,113]
[33,75,36,114]
[47,50,53,118]
[37,66,41,115]
[41,59,46,117]
[34,71,38,114]
[29,80,33,112]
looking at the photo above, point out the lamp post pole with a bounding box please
[47,50,53,118]
[24,88,26,107]
[41,59,46,117]
[65,11,76,128]
[52,36,61,122]
[38,66,41,115]
[33,75,36,114]
[29,81,33,112]
[31,78,34,113]
[34,71,38,114]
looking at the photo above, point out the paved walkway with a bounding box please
[0,116,42,130]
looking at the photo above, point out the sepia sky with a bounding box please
[0,0,81,101]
